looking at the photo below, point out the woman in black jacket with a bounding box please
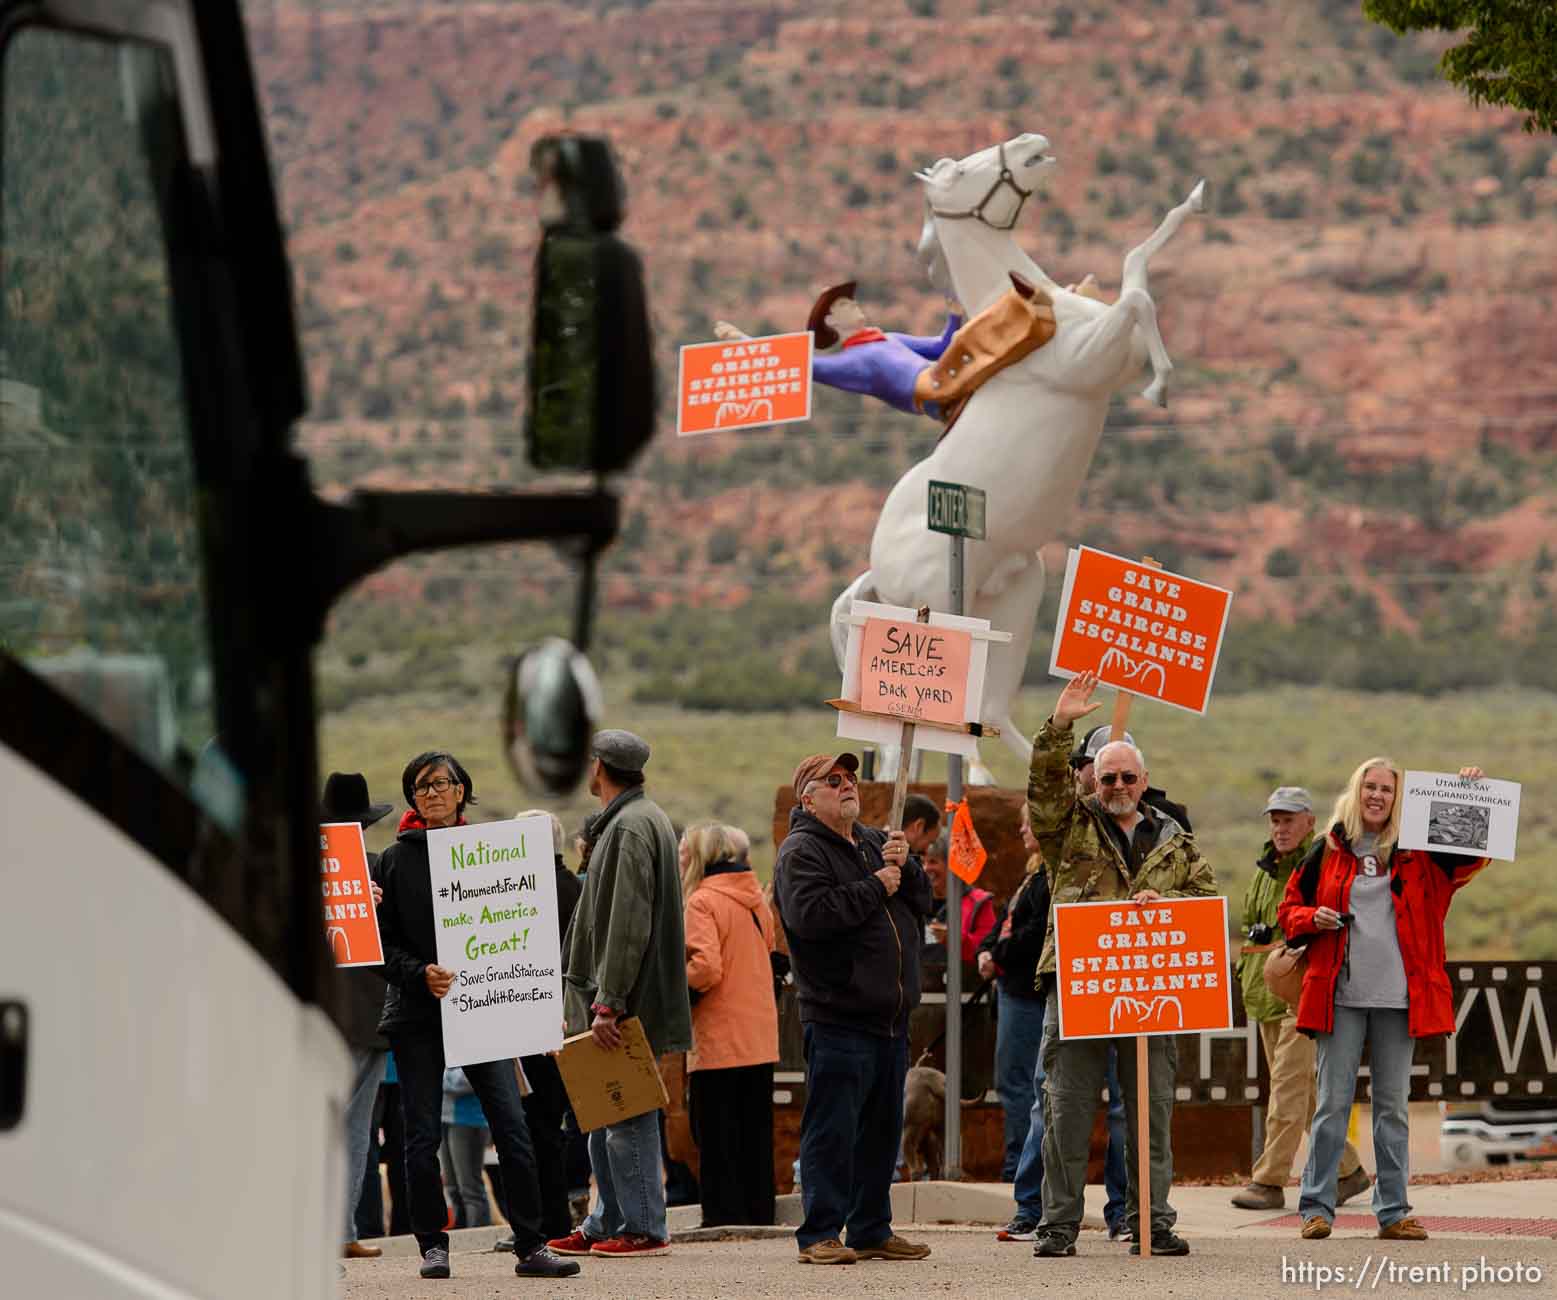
[978,803,1051,1188]
[375,751,576,1281]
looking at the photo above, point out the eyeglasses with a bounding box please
[413,777,456,797]
[808,771,857,794]
[1097,772,1140,788]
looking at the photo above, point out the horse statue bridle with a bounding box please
[926,140,1035,231]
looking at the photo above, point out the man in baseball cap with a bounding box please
[1070,724,1193,832]
[790,750,860,801]
[551,726,690,1259]
[773,751,933,1265]
[1231,783,1369,1211]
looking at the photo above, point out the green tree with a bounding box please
[1363,1,1557,133]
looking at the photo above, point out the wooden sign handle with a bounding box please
[1110,555,1160,744]
[1125,555,1159,1258]
[886,606,931,830]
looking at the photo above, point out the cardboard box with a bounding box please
[556,1016,668,1133]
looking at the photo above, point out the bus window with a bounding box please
[0,27,237,825]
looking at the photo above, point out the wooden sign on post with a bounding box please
[1049,546,1233,715]
[319,822,383,968]
[857,615,974,728]
[675,331,813,436]
[1052,897,1232,1039]
[1048,552,1229,1256]
[829,598,1011,827]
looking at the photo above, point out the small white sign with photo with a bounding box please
[1398,770,1520,861]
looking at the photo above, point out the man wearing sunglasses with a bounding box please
[774,752,935,1266]
[1072,724,1193,833]
[1026,671,1217,1261]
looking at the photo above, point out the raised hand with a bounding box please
[1054,669,1103,729]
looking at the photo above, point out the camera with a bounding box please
[1246,923,1275,944]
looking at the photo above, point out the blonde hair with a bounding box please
[514,809,566,859]
[1328,756,1403,852]
[681,822,750,900]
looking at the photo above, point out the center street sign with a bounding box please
[927,480,986,541]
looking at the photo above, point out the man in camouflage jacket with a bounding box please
[1027,671,1216,1259]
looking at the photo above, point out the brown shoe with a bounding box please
[799,1238,858,1265]
[1378,1218,1429,1242]
[342,1241,382,1259]
[1300,1217,1332,1240]
[1336,1168,1372,1206]
[1230,1183,1285,1210]
[852,1234,932,1261]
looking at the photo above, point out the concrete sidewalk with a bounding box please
[363,1176,1556,1257]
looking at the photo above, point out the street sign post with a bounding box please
[932,478,983,1179]
[927,480,987,541]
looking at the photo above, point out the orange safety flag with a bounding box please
[945,798,987,885]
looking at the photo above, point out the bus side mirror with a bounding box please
[503,638,603,797]
[524,134,655,475]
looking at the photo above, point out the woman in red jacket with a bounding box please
[1278,757,1487,1244]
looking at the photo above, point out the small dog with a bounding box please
[901,1052,946,1181]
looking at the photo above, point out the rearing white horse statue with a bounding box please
[831,132,1205,780]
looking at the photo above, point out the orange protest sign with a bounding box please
[320,822,383,968]
[676,331,813,436]
[1053,896,1231,1039]
[858,616,973,727]
[945,798,987,885]
[1049,546,1232,714]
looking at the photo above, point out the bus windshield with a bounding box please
[0,27,234,823]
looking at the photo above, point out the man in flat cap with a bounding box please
[1232,785,1370,1211]
[551,729,690,1260]
[773,751,934,1266]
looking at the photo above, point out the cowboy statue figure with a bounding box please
[716,274,1056,433]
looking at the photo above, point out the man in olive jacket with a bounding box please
[553,729,690,1258]
[1028,671,1216,1260]
[1230,786,1369,1211]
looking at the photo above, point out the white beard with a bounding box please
[1103,793,1136,817]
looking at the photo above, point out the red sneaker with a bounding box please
[590,1233,670,1258]
[546,1229,600,1256]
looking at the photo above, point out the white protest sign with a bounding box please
[1398,771,1520,862]
[832,599,1005,758]
[428,816,563,1067]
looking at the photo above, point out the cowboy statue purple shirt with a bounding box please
[812,315,961,415]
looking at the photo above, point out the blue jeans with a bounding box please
[343,1048,388,1241]
[1103,1047,1127,1231]
[1010,1005,1047,1220]
[581,1108,668,1243]
[796,1023,907,1250]
[995,989,1045,1181]
[1301,1006,1414,1227]
[439,1123,492,1227]
[390,1028,546,1257]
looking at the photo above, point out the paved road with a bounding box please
[342,1227,1557,1299]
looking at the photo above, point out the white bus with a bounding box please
[0,3,641,1294]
